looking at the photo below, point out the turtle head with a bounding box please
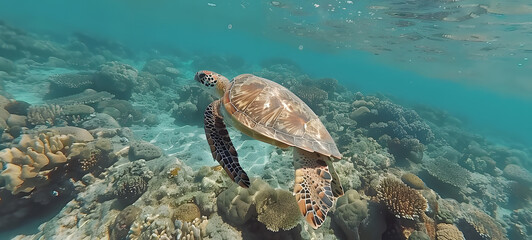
[194,70,229,97]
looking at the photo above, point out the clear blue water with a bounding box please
[3,0,530,145]
[1,0,531,239]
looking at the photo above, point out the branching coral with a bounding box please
[27,104,95,126]
[377,177,427,220]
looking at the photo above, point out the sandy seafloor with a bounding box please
[0,2,531,239]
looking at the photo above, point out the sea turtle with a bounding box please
[195,70,344,229]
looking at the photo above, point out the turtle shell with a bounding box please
[222,74,341,159]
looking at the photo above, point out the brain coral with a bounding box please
[377,177,427,220]
[436,223,464,240]
[255,188,301,232]
[424,158,470,188]
[174,203,201,223]
[217,179,301,232]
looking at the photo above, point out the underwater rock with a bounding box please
[171,85,215,126]
[94,61,138,99]
[82,113,121,130]
[97,99,143,126]
[503,164,532,184]
[5,100,31,115]
[111,205,142,240]
[142,58,179,77]
[377,177,427,220]
[408,231,431,240]
[129,140,162,161]
[332,189,368,240]
[6,114,27,128]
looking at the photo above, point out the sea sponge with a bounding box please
[174,203,201,223]
[254,188,301,232]
[401,173,426,190]
[436,223,464,240]
[377,177,427,220]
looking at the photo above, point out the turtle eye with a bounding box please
[198,73,206,79]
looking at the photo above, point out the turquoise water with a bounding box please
[0,1,531,239]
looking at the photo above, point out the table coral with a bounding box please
[377,177,427,220]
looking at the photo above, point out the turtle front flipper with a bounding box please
[204,100,250,188]
[293,148,344,229]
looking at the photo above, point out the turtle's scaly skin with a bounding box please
[222,74,342,159]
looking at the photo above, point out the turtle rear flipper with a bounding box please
[204,100,250,188]
[293,148,344,229]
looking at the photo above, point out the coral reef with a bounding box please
[387,137,425,163]
[0,128,93,194]
[94,61,138,99]
[217,179,301,232]
[27,104,95,126]
[332,189,368,240]
[114,165,152,206]
[423,157,470,189]
[46,72,95,99]
[377,177,427,220]
[459,209,507,240]
[436,223,464,240]
[47,89,114,105]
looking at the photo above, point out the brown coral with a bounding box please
[47,89,114,105]
[461,210,507,240]
[401,173,426,190]
[174,203,201,223]
[377,177,427,220]
[436,223,464,240]
[0,127,94,194]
